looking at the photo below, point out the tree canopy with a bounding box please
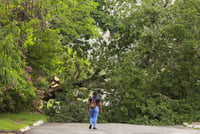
[1,0,200,125]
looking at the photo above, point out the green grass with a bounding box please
[0,112,48,131]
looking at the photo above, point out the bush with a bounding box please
[0,83,36,113]
[44,92,89,123]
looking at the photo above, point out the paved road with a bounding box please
[28,123,200,134]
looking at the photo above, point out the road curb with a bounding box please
[183,122,200,129]
[20,120,44,133]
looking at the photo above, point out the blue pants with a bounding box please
[90,106,99,127]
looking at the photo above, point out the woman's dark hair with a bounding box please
[93,92,97,100]
[93,92,97,96]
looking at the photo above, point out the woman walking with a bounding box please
[88,92,102,129]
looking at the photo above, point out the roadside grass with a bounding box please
[0,112,48,131]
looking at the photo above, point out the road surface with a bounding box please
[28,123,200,134]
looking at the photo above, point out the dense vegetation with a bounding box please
[1,0,200,125]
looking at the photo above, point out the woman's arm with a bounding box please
[99,102,102,113]
[88,101,90,111]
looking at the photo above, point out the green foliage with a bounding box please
[37,78,49,90]
[0,0,99,113]
[59,48,92,86]
[0,22,36,112]
[0,22,22,85]
[88,0,200,125]
[44,92,89,123]
[1,0,200,126]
